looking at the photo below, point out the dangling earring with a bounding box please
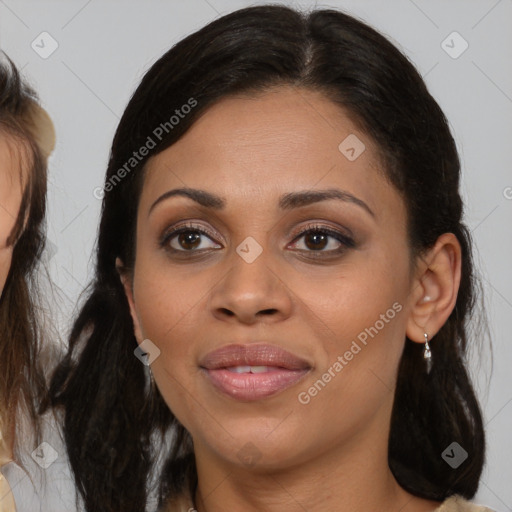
[149,366,156,394]
[423,332,432,374]
[145,366,158,414]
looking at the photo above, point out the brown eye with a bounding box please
[160,223,222,253]
[289,225,355,255]
[303,231,329,251]
[176,231,202,250]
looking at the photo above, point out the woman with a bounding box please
[0,53,52,508]
[0,55,76,512]
[49,5,494,512]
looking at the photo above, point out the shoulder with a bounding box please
[435,494,496,512]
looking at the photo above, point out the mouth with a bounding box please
[199,344,312,401]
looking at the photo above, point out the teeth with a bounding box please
[250,366,269,373]
[227,365,271,373]
[229,366,252,373]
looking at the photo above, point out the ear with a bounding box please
[406,233,462,344]
[116,257,144,343]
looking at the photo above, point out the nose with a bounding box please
[208,245,293,325]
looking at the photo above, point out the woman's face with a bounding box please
[0,135,25,294]
[124,87,423,472]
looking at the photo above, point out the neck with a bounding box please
[192,411,440,512]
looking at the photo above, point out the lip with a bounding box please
[200,343,311,370]
[199,344,312,401]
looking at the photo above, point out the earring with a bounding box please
[423,332,432,374]
[146,366,159,413]
[149,366,156,393]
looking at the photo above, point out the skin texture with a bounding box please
[0,135,25,297]
[120,87,461,512]
[0,134,26,466]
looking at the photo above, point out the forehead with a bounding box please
[148,87,372,169]
[0,131,30,185]
[141,87,401,222]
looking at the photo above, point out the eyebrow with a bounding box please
[148,187,375,218]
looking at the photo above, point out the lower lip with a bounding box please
[202,367,310,401]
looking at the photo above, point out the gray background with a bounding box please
[1,0,511,509]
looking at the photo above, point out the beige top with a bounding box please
[161,490,496,512]
[0,471,16,512]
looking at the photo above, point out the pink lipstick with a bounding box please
[200,344,311,401]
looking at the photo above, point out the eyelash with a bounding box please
[159,221,355,257]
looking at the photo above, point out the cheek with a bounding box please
[132,268,205,420]
[0,173,23,247]
[0,246,13,293]
[0,180,22,295]
[132,257,209,371]
[300,253,406,341]
[0,205,19,249]
[290,267,407,443]
[298,249,409,396]
[134,274,196,342]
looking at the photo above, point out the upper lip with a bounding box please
[200,344,311,371]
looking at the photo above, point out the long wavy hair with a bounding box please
[0,55,51,456]
[49,5,486,511]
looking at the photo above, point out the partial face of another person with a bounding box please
[0,135,25,294]
[123,87,421,471]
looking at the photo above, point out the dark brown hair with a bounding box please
[49,5,486,511]
[0,54,50,453]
